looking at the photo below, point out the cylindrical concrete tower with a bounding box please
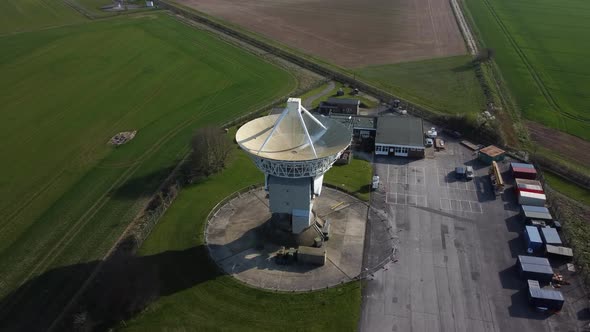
[236,98,351,234]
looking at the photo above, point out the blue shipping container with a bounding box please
[525,226,543,252]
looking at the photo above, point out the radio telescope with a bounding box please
[236,98,351,235]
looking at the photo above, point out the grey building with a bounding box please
[375,116,425,158]
[318,98,360,115]
[330,115,376,139]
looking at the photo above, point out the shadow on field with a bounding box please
[451,63,476,73]
[111,166,176,199]
[0,244,219,332]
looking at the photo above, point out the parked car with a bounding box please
[372,175,380,190]
[455,166,474,180]
[466,166,474,180]
[426,127,437,138]
[425,138,434,147]
[455,167,466,179]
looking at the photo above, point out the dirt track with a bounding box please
[177,0,466,67]
[527,121,590,167]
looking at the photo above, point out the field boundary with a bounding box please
[449,0,477,55]
[158,1,449,123]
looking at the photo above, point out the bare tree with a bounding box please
[187,126,232,178]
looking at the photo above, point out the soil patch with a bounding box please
[527,121,590,166]
[177,0,466,67]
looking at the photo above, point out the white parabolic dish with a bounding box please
[236,98,351,162]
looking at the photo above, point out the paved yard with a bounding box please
[360,136,589,331]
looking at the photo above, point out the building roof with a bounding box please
[326,97,360,106]
[354,116,376,129]
[519,191,546,200]
[513,167,537,174]
[540,227,562,245]
[330,115,376,130]
[525,226,542,243]
[479,145,505,157]
[516,178,543,186]
[375,116,424,147]
[511,162,535,169]
[518,255,553,275]
[522,205,553,220]
[545,245,573,257]
[529,287,564,301]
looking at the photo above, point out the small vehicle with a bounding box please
[466,166,475,180]
[455,167,466,179]
[435,138,445,150]
[426,127,437,138]
[372,175,380,190]
[425,138,434,147]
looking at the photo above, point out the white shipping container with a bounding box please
[518,191,546,206]
[517,183,544,192]
[515,178,542,186]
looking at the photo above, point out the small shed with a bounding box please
[478,145,506,164]
[524,226,543,253]
[521,205,553,221]
[511,162,537,180]
[517,255,554,283]
[540,227,562,246]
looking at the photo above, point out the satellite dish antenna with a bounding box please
[236,98,351,234]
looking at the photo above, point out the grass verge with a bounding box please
[547,189,590,287]
[123,146,364,331]
[544,172,590,206]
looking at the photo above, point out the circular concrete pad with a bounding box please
[206,187,367,291]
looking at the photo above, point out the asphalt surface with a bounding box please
[359,136,590,332]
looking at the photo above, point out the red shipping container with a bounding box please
[512,168,537,180]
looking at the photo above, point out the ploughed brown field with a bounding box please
[177,0,467,67]
[527,121,590,167]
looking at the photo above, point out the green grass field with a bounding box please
[0,0,85,34]
[326,158,373,201]
[123,146,363,331]
[544,172,590,206]
[0,12,294,329]
[355,56,485,116]
[464,0,590,140]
